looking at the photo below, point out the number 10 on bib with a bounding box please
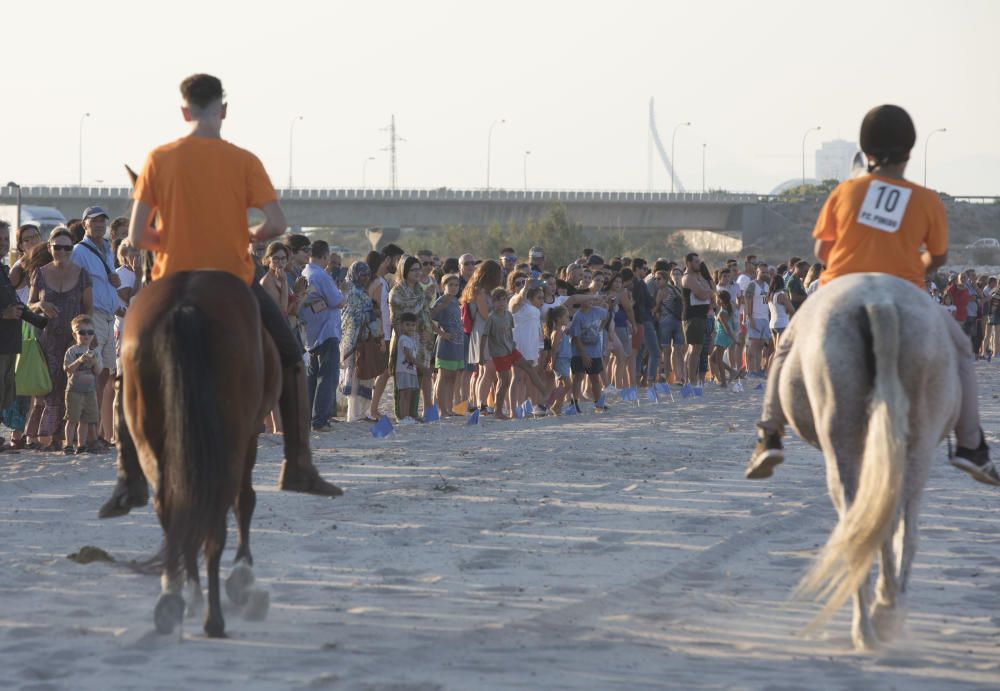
[857,181,912,233]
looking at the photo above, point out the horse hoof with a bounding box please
[154,593,185,635]
[226,561,255,606]
[242,589,270,622]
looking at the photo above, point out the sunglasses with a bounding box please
[51,245,73,252]
[501,256,516,262]
[75,330,95,336]
[462,261,476,266]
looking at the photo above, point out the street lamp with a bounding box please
[523,150,531,191]
[670,121,691,194]
[485,118,506,191]
[362,156,376,189]
[923,128,947,187]
[701,143,707,194]
[801,125,821,187]
[78,112,90,187]
[288,115,304,189]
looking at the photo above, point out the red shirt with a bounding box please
[945,284,970,321]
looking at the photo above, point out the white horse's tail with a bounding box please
[796,302,909,627]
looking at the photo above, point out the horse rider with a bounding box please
[746,104,999,488]
[99,73,341,518]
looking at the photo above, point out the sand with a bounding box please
[1,366,999,690]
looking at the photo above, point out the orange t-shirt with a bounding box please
[133,136,276,285]
[813,174,948,290]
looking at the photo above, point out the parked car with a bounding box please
[966,238,1000,249]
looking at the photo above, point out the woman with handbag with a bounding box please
[340,261,379,422]
[23,229,94,451]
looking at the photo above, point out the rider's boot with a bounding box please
[950,428,1000,487]
[98,375,150,518]
[277,361,344,497]
[745,422,784,479]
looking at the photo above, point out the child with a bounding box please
[63,315,102,454]
[545,305,572,414]
[569,296,611,412]
[482,287,553,420]
[510,285,545,413]
[709,290,741,390]
[430,274,465,416]
[395,313,421,424]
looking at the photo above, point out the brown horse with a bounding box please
[121,270,280,637]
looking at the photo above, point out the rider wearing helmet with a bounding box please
[746,104,999,487]
[99,74,342,519]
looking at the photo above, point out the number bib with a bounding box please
[857,180,912,233]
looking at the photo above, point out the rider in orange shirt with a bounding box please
[746,105,999,488]
[99,74,341,518]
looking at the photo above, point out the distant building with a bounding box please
[815,139,859,182]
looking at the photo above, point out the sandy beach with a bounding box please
[2,365,999,690]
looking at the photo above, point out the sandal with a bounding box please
[63,445,75,455]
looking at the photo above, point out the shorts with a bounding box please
[553,356,571,379]
[571,355,604,375]
[91,311,117,375]
[395,371,419,390]
[435,358,465,371]
[682,317,707,346]
[748,318,770,340]
[65,389,100,424]
[989,313,1000,326]
[658,314,684,347]
[492,349,524,373]
[771,326,787,337]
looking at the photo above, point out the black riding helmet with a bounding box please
[860,105,916,172]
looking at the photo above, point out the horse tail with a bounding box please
[158,301,227,584]
[797,301,908,627]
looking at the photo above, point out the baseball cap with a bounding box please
[529,246,545,258]
[82,205,110,221]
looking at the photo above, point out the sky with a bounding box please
[4,0,998,195]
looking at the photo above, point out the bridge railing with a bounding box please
[3,184,766,204]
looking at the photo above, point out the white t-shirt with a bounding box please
[539,294,569,321]
[396,333,417,376]
[114,266,137,339]
[11,258,30,305]
[749,280,770,320]
[510,299,543,361]
[735,273,752,294]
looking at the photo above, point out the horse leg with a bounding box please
[183,546,204,618]
[203,516,227,638]
[227,444,257,606]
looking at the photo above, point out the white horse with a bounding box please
[774,273,961,650]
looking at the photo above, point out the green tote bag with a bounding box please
[15,324,53,397]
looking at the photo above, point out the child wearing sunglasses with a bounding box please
[62,315,102,454]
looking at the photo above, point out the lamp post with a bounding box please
[485,118,506,191]
[522,150,531,191]
[670,121,691,194]
[78,112,90,187]
[288,115,303,189]
[362,156,376,189]
[923,128,947,187]
[801,125,821,187]
[701,143,707,194]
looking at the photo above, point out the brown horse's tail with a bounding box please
[157,300,227,583]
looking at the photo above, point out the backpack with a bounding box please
[461,301,475,334]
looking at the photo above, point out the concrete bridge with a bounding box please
[1,185,781,242]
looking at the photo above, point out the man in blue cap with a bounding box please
[71,205,121,447]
